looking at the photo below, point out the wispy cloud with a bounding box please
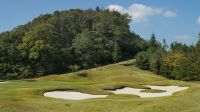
[108,4,176,23]
[197,16,200,24]
[163,10,176,17]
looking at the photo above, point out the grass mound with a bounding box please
[77,72,88,77]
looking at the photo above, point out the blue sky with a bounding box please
[0,0,200,45]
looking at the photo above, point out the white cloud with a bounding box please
[107,4,126,13]
[128,4,162,22]
[163,10,176,17]
[197,16,200,24]
[108,4,176,23]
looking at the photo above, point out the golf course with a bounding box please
[0,59,199,112]
[1,1,200,112]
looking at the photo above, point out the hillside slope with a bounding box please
[0,9,147,80]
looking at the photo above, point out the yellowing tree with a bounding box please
[163,52,186,68]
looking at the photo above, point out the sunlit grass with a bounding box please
[0,59,199,112]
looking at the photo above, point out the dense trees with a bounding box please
[2,7,199,81]
[136,34,200,81]
[0,8,145,80]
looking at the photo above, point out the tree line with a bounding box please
[136,33,200,81]
[0,8,147,79]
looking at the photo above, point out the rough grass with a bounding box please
[0,59,199,112]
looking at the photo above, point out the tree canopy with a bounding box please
[0,8,146,79]
[136,34,200,81]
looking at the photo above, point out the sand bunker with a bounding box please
[0,82,8,84]
[110,86,188,98]
[44,85,188,100]
[44,91,108,100]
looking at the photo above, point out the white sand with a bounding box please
[44,91,108,100]
[0,82,8,84]
[44,85,188,100]
[110,86,188,98]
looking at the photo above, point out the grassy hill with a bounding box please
[0,59,200,112]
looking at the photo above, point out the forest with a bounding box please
[136,33,200,81]
[1,7,200,81]
[0,8,147,79]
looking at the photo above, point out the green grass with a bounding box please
[0,59,200,112]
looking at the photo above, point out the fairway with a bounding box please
[0,59,199,112]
